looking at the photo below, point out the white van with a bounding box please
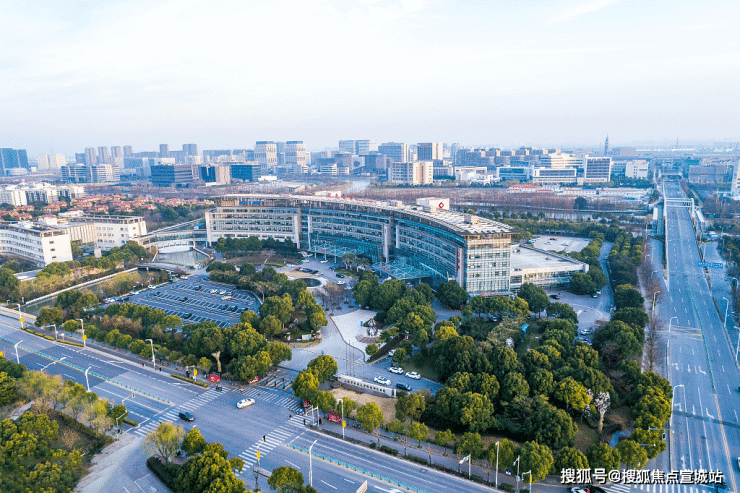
[222,296,232,301]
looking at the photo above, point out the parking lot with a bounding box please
[115,275,261,328]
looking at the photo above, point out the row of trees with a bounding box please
[608,231,645,286]
[567,233,609,295]
[213,236,298,255]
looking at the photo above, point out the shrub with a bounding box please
[170,373,209,388]
[146,456,181,490]
[500,484,514,492]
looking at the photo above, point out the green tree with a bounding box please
[521,440,554,482]
[395,392,426,422]
[393,347,408,364]
[545,302,579,325]
[261,314,283,338]
[176,445,246,493]
[408,421,429,446]
[437,280,468,309]
[526,404,577,449]
[259,294,294,326]
[612,307,649,328]
[616,439,649,469]
[529,369,555,396]
[491,438,517,469]
[614,285,644,309]
[0,371,17,405]
[181,428,207,456]
[356,402,385,444]
[366,343,379,358]
[143,422,186,463]
[455,431,485,460]
[435,429,456,454]
[517,283,550,317]
[267,466,304,493]
[338,397,357,418]
[554,446,589,472]
[63,319,80,333]
[587,443,621,470]
[316,390,337,413]
[459,392,495,432]
[501,372,529,402]
[35,306,64,327]
[307,355,338,383]
[387,418,405,435]
[0,268,20,299]
[569,272,596,295]
[291,370,319,403]
[554,377,591,412]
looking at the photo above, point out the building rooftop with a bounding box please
[510,245,585,271]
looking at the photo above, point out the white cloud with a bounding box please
[550,0,623,24]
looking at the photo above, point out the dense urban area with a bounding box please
[0,139,738,493]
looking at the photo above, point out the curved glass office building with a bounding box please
[205,194,515,296]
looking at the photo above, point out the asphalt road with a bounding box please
[660,182,739,492]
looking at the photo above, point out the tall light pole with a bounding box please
[668,316,678,333]
[652,291,660,311]
[14,340,22,364]
[735,326,740,364]
[722,297,730,329]
[514,455,520,493]
[84,366,92,392]
[78,319,86,347]
[523,470,532,493]
[41,356,66,371]
[340,398,345,439]
[309,439,318,487]
[494,441,500,489]
[145,339,155,368]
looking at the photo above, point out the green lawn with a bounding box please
[574,421,600,451]
[401,353,440,382]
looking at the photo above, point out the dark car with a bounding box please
[219,304,229,310]
[121,296,131,302]
[550,294,560,299]
[229,306,238,312]
[184,313,193,319]
[180,297,188,302]
[336,273,345,278]
[178,412,194,422]
[194,286,202,291]
[396,382,412,392]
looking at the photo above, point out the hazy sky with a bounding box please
[2,0,739,156]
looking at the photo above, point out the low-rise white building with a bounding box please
[0,187,27,206]
[57,212,147,250]
[0,222,73,265]
[625,160,649,179]
[510,245,588,290]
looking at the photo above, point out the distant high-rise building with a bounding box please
[285,141,307,174]
[123,145,133,156]
[183,143,198,156]
[417,142,443,161]
[111,146,124,160]
[97,146,110,164]
[356,140,378,155]
[159,144,169,158]
[199,164,231,184]
[584,157,612,183]
[604,135,609,156]
[255,141,278,171]
[62,164,89,183]
[339,140,356,154]
[75,153,85,163]
[378,142,409,163]
[84,148,97,167]
[37,153,66,171]
[89,164,120,183]
[150,164,196,187]
[389,161,433,185]
[731,160,740,196]
[230,162,261,182]
[362,153,389,173]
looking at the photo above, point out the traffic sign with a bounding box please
[342,421,346,428]
[712,262,724,269]
[697,261,709,268]
[256,450,260,460]
[193,369,197,376]
[19,318,23,323]
[83,335,87,340]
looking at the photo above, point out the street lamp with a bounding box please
[145,339,155,368]
[514,455,520,493]
[494,441,500,489]
[309,439,318,487]
[668,316,678,333]
[340,398,345,439]
[40,356,66,371]
[84,365,92,392]
[652,291,660,311]
[522,470,532,493]
[722,297,730,329]
[734,326,740,365]
[459,454,472,479]
[78,319,86,347]
[13,340,22,364]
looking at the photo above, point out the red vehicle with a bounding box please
[303,400,311,409]
[326,411,341,424]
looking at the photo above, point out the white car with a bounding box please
[405,371,421,380]
[219,290,227,295]
[374,376,391,386]
[387,349,395,357]
[571,488,588,493]
[320,259,329,263]
[236,398,255,409]
[388,366,404,374]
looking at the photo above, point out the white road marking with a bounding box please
[344,478,356,483]
[285,460,301,469]
[320,480,337,490]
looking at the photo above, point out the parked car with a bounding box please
[237,398,255,409]
[396,382,412,392]
[550,294,560,299]
[405,371,421,380]
[374,376,391,386]
[326,411,342,423]
[320,259,329,263]
[184,313,193,319]
[336,273,345,278]
[194,286,202,291]
[178,411,194,422]
[387,349,395,357]
[388,367,404,374]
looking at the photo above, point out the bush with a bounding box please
[407,455,428,466]
[146,456,181,490]
[170,373,209,388]
[48,410,113,453]
[500,483,514,492]
[370,442,377,449]
[379,445,399,456]
[123,417,138,427]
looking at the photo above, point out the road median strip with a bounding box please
[170,373,209,387]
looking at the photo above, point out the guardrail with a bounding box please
[287,442,432,493]
[0,335,171,404]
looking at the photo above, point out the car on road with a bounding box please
[591,293,598,298]
[388,366,404,374]
[550,294,560,299]
[219,290,227,295]
[178,411,195,422]
[148,285,157,290]
[586,486,607,493]
[229,306,238,312]
[737,457,740,470]
[184,313,193,319]
[396,382,412,391]
[320,259,329,263]
[570,488,588,493]
[387,349,395,357]
[210,289,218,294]
[236,398,255,409]
[405,371,421,380]
[336,281,345,285]
[374,376,391,386]
[336,273,345,278]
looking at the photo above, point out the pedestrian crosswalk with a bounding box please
[607,483,714,493]
[235,420,306,476]
[237,386,304,413]
[133,388,223,436]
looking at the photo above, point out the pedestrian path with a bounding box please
[132,388,223,437]
[235,419,306,476]
[607,483,713,493]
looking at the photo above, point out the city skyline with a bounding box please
[3,0,739,156]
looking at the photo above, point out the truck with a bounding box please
[326,411,342,424]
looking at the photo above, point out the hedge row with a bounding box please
[21,326,85,347]
[49,410,113,453]
[146,456,180,490]
[123,417,138,427]
[170,373,209,388]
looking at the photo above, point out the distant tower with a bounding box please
[604,135,609,156]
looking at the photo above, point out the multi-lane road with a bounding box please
[661,182,739,491]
